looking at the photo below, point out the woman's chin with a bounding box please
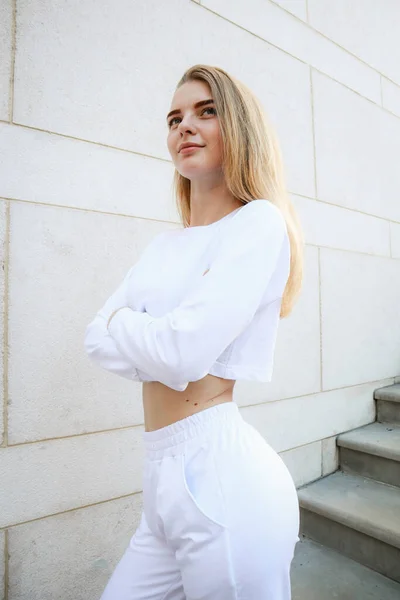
[175,162,218,180]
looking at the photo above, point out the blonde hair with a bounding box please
[170,64,304,318]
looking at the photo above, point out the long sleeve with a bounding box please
[107,201,288,392]
[84,265,142,381]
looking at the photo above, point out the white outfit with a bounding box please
[84,199,291,392]
[84,199,300,599]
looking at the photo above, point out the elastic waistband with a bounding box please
[143,402,242,459]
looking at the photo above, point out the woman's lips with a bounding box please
[180,145,203,154]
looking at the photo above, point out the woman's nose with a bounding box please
[178,117,196,133]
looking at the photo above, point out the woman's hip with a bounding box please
[141,402,299,541]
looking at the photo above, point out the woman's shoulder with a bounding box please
[237,198,284,219]
[225,199,286,237]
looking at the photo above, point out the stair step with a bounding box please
[291,537,400,600]
[375,384,400,403]
[338,422,400,461]
[337,422,400,487]
[298,471,400,549]
[298,471,400,581]
[375,384,400,424]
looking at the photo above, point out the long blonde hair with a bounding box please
[170,64,304,318]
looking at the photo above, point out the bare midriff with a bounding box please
[142,374,236,432]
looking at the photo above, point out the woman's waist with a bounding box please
[142,374,236,432]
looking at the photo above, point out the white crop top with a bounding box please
[84,199,290,392]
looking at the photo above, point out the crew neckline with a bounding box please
[184,205,245,231]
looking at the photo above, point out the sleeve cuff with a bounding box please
[107,306,135,336]
[107,308,143,383]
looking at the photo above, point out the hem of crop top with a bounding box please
[131,363,273,385]
[208,361,273,382]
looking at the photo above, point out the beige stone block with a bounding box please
[8,202,177,444]
[322,436,339,476]
[382,77,400,118]
[1,427,144,527]
[313,71,400,222]
[390,221,400,259]
[7,201,179,443]
[293,195,391,257]
[0,0,12,120]
[320,248,400,389]
[0,123,176,221]
[8,495,143,600]
[240,378,393,453]
[235,245,320,406]
[0,200,6,445]
[202,0,380,102]
[13,1,315,198]
[280,441,322,488]
[308,0,400,85]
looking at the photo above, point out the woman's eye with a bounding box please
[168,107,216,128]
[168,117,180,127]
[201,107,217,116]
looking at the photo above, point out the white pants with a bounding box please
[100,402,300,599]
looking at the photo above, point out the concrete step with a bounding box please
[375,383,400,424]
[298,471,400,582]
[337,421,400,488]
[291,537,400,600]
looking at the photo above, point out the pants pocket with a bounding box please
[181,445,227,529]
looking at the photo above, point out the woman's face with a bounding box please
[166,80,223,180]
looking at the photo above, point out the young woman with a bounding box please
[85,64,304,600]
